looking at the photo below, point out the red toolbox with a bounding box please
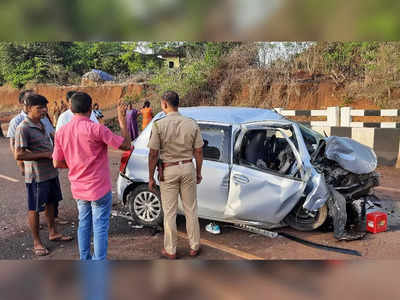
[366,211,387,234]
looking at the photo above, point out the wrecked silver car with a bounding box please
[117,107,379,239]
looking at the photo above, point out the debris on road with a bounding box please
[206,222,221,234]
[366,211,387,234]
[131,225,144,229]
[278,231,362,257]
[230,224,279,239]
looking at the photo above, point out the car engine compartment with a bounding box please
[311,137,380,240]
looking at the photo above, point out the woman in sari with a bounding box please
[126,103,139,140]
[139,100,153,130]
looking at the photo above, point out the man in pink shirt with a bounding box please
[53,92,131,260]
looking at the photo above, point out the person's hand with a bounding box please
[196,173,202,184]
[117,101,128,127]
[45,152,53,160]
[148,178,156,192]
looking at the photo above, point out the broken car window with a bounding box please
[240,129,299,178]
[199,124,231,163]
[297,123,324,155]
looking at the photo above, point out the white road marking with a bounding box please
[0,174,19,183]
[177,231,263,260]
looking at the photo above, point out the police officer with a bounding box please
[148,91,204,259]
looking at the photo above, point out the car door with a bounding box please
[224,122,310,224]
[192,123,232,219]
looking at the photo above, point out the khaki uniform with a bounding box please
[148,112,204,255]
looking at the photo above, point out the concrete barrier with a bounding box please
[276,107,340,127]
[341,107,400,128]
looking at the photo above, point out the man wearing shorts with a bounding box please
[14,94,72,256]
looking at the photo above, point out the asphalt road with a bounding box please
[1,137,400,260]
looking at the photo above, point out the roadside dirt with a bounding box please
[2,80,399,125]
[0,82,146,122]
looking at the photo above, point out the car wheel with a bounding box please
[285,202,328,231]
[127,185,163,226]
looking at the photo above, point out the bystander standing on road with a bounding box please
[53,92,132,260]
[60,100,68,113]
[139,100,153,130]
[148,91,204,259]
[55,91,98,131]
[14,94,72,257]
[7,90,68,225]
[126,103,139,140]
[7,90,54,165]
[92,103,104,122]
[52,100,61,125]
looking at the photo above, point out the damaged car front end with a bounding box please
[310,136,380,240]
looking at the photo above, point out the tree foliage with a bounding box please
[0,41,240,89]
[150,42,241,98]
[0,42,150,87]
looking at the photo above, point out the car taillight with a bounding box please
[120,147,134,173]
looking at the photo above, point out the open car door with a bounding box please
[224,122,310,224]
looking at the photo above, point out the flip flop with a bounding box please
[55,218,69,225]
[33,247,49,256]
[49,234,73,242]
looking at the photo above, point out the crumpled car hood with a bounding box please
[325,136,377,174]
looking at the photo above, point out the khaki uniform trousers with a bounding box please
[159,162,200,255]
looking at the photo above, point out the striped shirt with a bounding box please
[15,118,58,183]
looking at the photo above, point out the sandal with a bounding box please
[33,247,49,256]
[55,218,69,225]
[49,234,73,242]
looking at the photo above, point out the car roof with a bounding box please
[173,106,284,125]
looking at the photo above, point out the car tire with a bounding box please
[127,184,163,226]
[285,202,328,232]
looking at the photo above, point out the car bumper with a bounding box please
[117,173,131,203]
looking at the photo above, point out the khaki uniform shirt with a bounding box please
[15,118,58,183]
[148,112,204,162]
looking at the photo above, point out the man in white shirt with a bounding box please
[56,91,99,131]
